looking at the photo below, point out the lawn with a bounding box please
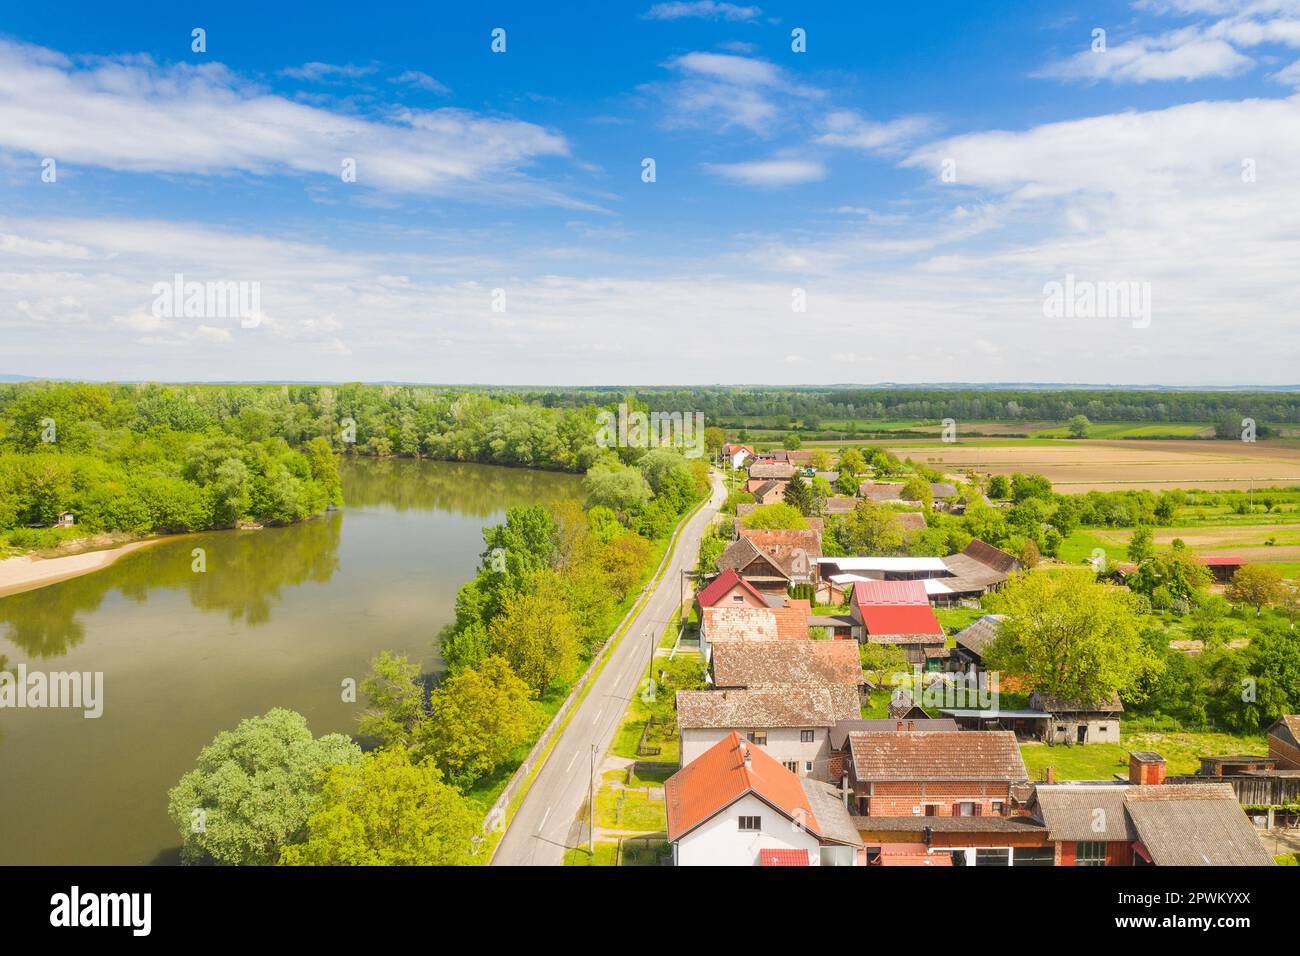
[563,840,667,866]
[1020,728,1268,781]
[594,775,667,832]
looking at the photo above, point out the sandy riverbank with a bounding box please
[0,539,166,599]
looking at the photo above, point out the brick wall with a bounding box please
[858,780,1011,817]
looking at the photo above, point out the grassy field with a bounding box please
[1029,423,1211,439]
[1020,727,1268,781]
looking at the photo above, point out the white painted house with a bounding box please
[666,732,861,866]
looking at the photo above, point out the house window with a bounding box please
[800,730,815,743]
[738,816,761,832]
[804,761,813,773]
[748,731,767,746]
[1013,846,1055,866]
[1076,842,1107,866]
[991,800,1005,816]
[975,848,1011,867]
[924,804,939,817]
[732,594,744,603]
[957,801,976,817]
[783,761,798,773]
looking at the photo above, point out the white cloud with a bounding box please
[0,40,583,206]
[702,158,826,185]
[390,70,450,94]
[642,2,762,21]
[654,52,823,135]
[816,111,937,153]
[279,62,377,81]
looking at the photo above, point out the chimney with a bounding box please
[1129,751,1166,785]
[740,740,752,770]
[1044,766,1056,784]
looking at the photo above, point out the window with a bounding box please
[784,761,798,773]
[991,801,1005,816]
[804,761,813,773]
[731,594,744,603]
[1076,842,1107,866]
[1013,846,1055,866]
[924,804,939,817]
[975,847,1011,867]
[957,801,976,817]
[748,731,767,745]
[738,816,761,832]
[800,730,815,743]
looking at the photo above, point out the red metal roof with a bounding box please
[1196,555,1245,566]
[760,848,809,866]
[696,567,766,608]
[853,580,929,606]
[857,602,944,636]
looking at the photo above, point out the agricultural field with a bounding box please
[882,438,1300,493]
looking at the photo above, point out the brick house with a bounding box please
[839,729,1027,819]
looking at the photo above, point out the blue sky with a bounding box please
[2,0,1300,385]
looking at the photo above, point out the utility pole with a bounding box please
[588,743,595,856]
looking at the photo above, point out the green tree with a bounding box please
[984,571,1161,706]
[782,434,802,450]
[278,748,478,865]
[418,656,543,788]
[167,708,361,865]
[488,585,580,693]
[1227,564,1286,614]
[838,448,867,475]
[1127,525,1155,564]
[358,651,427,748]
[582,463,652,513]
[741,502,808,530]
[1067,414,1090,439]
[783,470,813,515]
[835,501,905,554]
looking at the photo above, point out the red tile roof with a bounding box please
[696,568,767,608]
[760,848,809,866]
[848,730,1028,782]
[666,732,821,841]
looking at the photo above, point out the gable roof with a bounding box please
[1271,715,1300,749]
[735,528,822,578]
[696,567,767,608]
[953,614,1007,658]
[848,730,1028,782]
[824,496,860,515]
[710,639,862,690]
[852,580,944,640]
[723,444,754,457]
[702,602,812,643]
[666,732,820,842]
[677,685,861,730]
[1123,783,1274,866]
[929,482,959,499]
[749,461,796,480]
[1034,785,1136,842]
[858,481,905,501]
[961,538,1020,574]
[896,512,927,531]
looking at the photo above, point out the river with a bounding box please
[0,459,581,865]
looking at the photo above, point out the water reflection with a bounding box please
[339,457,579,515]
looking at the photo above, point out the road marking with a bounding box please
[538,806,552,832]
[565,750,579,773]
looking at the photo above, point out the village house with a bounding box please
[1271,715,1300,768]
[694,567,773,611]
[715,527,822,594]
[1030,692,1123,745]
[847,579,946,666]
[722,443,754,470]
[747,479,785,505]
[666,732,862,866]
[1174,717,1300,824]
[1031,754,1274,866]
[676,684,860,773]
[838,729,1028,820]
[949,613,1006,672]
[747,460,796,483]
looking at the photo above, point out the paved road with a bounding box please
[492,473,725,866]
